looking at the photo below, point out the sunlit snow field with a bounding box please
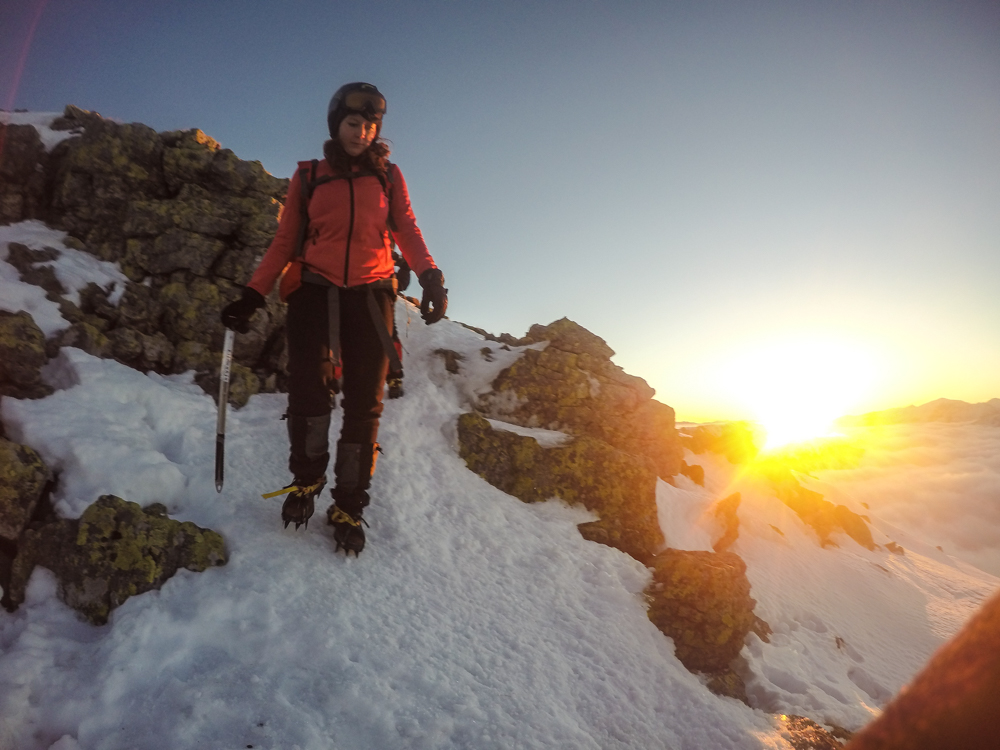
[1,209,998,748]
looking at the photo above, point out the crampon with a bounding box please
[328,506,369,556]
[263,477,326,530]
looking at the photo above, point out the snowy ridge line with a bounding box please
[1,208,998,747]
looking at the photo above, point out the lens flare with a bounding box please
[717,337,881,450]
[4,0,50,111]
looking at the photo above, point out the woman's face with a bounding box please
[338,113,379,156]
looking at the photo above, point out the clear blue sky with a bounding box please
[3,0,999,421]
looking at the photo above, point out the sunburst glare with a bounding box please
[718,338,882,450]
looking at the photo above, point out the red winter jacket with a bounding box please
[247,159,436,300]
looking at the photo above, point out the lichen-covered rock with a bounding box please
[115,281,162,334]
[646,548,757,674]
[158,276,228,347]
[4,241,60,273]
[478,318,683,479]
[195,361,261,408]
[0,123,47,223]
[6,106,292,403]
[706,668,749,703]
[107,326,144,362]
[778,714,846,749]
[7,494,227,625]
[457,412,663,562]
[160,129,221,190]
[0,438,50,541]
[764,466,877,551]
[833,504,876,551]
[123,229,226,277]
[55,319,111,357]
[0,310,53,398]
[680,461,705,486]
[712,492,741,553]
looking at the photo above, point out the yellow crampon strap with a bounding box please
[261,480,324,500]
[261,487,295,499]
[328,507,361,527]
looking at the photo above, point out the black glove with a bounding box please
[393,252,411,292]
[419,268,448,325]
[221,287,266,333]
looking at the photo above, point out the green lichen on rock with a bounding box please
[7,494,227,625]
[645,548,757,674]
[0,437,50,541]
[159,276,226,344]
[0,310,53,398]
[5,105,291,403]
[55,318,111,358]
[194,361,260,408]
[479,318,683,479]
[457,412,663,562]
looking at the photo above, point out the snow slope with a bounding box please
[1,217,997,750]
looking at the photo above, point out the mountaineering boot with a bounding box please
[327,442,378,555]
[282,413,332,530]
[386,373,404,399]
[280,476,326,530]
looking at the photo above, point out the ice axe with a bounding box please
[215,328,235,492]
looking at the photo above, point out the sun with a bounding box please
[718,337,881,450]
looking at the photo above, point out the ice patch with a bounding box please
[486,418,573,447]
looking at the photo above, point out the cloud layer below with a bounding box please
[809,423,1000,576]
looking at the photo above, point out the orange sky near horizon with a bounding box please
[638,326,1000,426]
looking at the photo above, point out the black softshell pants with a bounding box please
[285,282,393,478]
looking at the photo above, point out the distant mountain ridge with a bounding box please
[839,398,1000,427]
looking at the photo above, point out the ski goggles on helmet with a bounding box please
[341,89,386,120]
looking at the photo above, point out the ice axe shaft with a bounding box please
[215,328,235,492]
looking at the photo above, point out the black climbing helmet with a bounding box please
[327,82,387,138]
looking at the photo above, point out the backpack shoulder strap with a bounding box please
[293,159,320,259]
[383,161,397,233]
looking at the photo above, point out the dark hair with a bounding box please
[323,137,391,177]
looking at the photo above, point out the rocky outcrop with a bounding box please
[2,106,290,405]
[779,714,847,749]
[0,310,53,399]
[457,412,663,562]
[6,494,227,624]
[0,122,47,224]
[712,492,741,553]
[645,549,757,675]
[680,421,761,464]
[762,466,876,551]
[679,461,705,486]
[478,318,683,479]
[0,437,50,541]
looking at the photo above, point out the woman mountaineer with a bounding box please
[220,82,447,555]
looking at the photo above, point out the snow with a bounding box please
[0,222,129,336]
[0,111,81,151]
[485,418,573,447]
[0,219,998,748]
